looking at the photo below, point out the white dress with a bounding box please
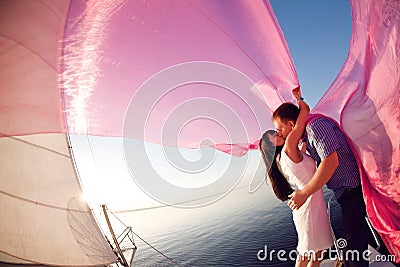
[279,150,334,255]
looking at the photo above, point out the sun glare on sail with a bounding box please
[62,1,124,134]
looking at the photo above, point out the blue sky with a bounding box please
[270,0,352,107]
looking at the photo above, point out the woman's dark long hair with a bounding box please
[259,130,293,201]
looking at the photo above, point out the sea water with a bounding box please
[124,185,339,267]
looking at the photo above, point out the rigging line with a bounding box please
[37,0,66,25]
[107,209,184,267]
[86,135,100,171]
[68,208,110,243]
[113,184,249,214]
[69,135,102,201]
[109,209,128,229]
[0,189,91,213]
[0,133,70,158]
[0,33,59,73]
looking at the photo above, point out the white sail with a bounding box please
[0,134,116,265]
[0,0,116,265]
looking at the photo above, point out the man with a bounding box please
[273,101,369,267]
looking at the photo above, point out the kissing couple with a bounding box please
[260,87,370,267]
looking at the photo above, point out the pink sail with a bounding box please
[0,0,67,136]
[313,0,400,260]
[1,0,298,156]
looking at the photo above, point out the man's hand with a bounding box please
[292,87,302,100]
[288,190,309,210]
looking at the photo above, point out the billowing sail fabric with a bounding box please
[61,0,299,155]
[313,0,400,260]
[0,1,116,265]
[1,0,299,156]
[0,0,67,136]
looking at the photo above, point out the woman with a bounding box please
[259,89,333,267]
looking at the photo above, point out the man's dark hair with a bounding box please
[272,102,300,123]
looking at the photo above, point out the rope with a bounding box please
[108,208,184,267]
[81,135,253,214]
[101,185,252,266]
[85,135,100,171]
[113,184,249,214]
[0,189,91,213]
[0,133,70,158]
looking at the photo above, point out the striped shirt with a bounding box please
[305,118,360,199]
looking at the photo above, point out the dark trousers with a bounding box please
[337,185,369,267]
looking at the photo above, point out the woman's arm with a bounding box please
[288,99,309,142]
[283,89,310,161]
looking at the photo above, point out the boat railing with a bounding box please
[115,226,137,267]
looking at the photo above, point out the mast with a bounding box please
[101,204,130,267]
